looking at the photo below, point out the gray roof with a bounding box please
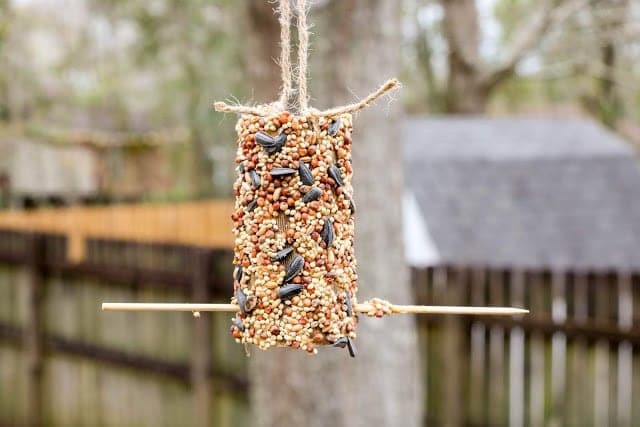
[404,117,640,271]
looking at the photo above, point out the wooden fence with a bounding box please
[0,230,248,427]
[1,202,639,425]
[414,266,640,427]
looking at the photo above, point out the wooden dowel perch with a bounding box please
[102,302,528,316]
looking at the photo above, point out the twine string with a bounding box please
[213,0,401,118]
[309,78,401,117]
[296,0,310,113]
[278,0,294,109]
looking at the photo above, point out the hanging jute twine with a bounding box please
[214,0,400,117]
[278,0,294,109]
[295,0,310,112]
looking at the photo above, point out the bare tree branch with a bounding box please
[480,0,588,89]
[557,20,640,41]
[441,0,482,72]
[530,60,639,91]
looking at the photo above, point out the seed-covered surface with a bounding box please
[362,297,393,318]
[229,112,358,355]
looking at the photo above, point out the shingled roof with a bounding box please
[403,118,640,271]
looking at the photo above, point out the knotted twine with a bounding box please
[214,0,400,117]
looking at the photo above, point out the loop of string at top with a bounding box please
[214,0,400,117]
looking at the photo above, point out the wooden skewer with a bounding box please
[101,302,528,316]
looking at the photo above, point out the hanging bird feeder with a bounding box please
[102,0,527,356]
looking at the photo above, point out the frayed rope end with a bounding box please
[214,77,402,118]
[312,78,402,117]
[213,102,268,116]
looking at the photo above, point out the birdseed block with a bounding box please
[229,112,358,355]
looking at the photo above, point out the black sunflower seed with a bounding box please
[303,187,322,203]
[346,337,357,358]
[236,289,248,314]
[232,315,245,332]
[270,167,297,177]
[283,255,304,283]
[254,131,276,146]
[298,162,314,185]
[328,118,341,136]
[278,283,303,300]
[248,170,261,188]
[327,165,344,187]
[233,266,243,282]
[321,219,334,247]
[344,292,353,316]
[272,247,294,262]
[237,163,245,174]
[255,131,286,154]
[247,199,258,212]
[332,337,348,348]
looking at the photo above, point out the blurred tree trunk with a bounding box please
[434,0,581,114]
[246,1,423,426]
[176,2,213,197]
[184,60,212,197]
[441,0,490,113]
[0,0,11,122]
[243,1,283,103]
[414,1,447,114]
[594,0,628,128]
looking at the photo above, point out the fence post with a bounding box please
[488,269,506,425]
[616,272,633,427]
[594,273,611,427]
[430,266,447,424]
[442,266,465,427]
[25,234,46,426]
[191,248,213,427]
[508,269,525,427]
[468,267,486,425]
[528,271,546,426]
[569,271,589,426]
[550,270,567,424]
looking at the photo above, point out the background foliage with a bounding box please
[1,0,638,196]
